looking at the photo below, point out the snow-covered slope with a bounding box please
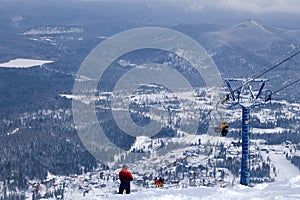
[64,176,300,200]
[212,20,278,47]
[114,176,300,200]
[204,20,300,63]
[268,145,300,181]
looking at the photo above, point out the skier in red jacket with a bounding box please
[118,164,133,194]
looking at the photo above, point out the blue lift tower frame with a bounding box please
[223,78,269,186]
[241,107,250,185]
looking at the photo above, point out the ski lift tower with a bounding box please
[223,78,270,186]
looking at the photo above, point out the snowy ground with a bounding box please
[65,175,300,200]
[19,142,299,200]
[268,146,299,181]
[62,145,299,200]
[114,177,300,200]
[0,58,53,68]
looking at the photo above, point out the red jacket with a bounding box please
[119,169,133,188]
[119,168,133,184]
[119,168,133,190]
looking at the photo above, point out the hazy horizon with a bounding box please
[1,0,300,29]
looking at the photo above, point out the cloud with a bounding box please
[78,0,300,14]
[182,0,300,14]
[220,0,300,14]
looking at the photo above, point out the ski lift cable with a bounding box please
[184,49,300,138]
[257,45,300,76]
[219,78,300,144]
[271,77,300,95]
[233,48,300,93]
[187,97,230,146]
[253,49,300,79]
[195,50,300,144]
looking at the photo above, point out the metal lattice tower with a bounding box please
[224,78,269,186]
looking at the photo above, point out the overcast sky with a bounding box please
[141,0,300,29]
[3,0,300,14]
[69,0,300,28]
[185,0,300,14]
[77,0,300,14]
[2,0,300,29]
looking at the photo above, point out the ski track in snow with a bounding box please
[269,151,300,181]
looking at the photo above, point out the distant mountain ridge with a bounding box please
[175,20,300,101]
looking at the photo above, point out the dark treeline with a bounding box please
[0,128,97,190]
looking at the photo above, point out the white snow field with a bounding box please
[61,146,299,200]
[65,175,300,200]
[116,177,300,200]
[268,147,300,181]
[0,58,53,68]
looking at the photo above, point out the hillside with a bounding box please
[0,1,300,198]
